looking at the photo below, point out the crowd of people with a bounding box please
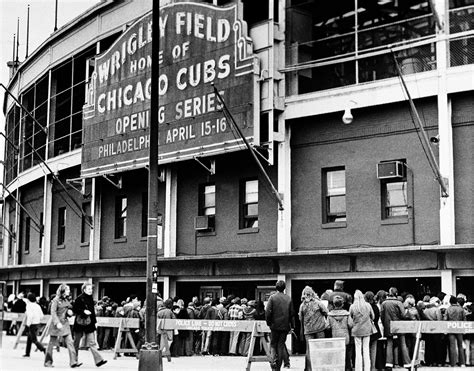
[2,280,473,370]
[264,280,473,371]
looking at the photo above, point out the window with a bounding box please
[199,184,216,216]
[115,196,127,239]
[241,179,258,229]
[24,216,31,253]
[39,212,43,250]
[381,168,408,219]
[8,224,14,257]
[58,207,66,245]
[81,202,91,244]
[323,168,346,223]
[141,192,148,238]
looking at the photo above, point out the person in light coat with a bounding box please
[349,290,375,371]
[299,286,328,371]
[23,292,46,357]
[44,284,81,368]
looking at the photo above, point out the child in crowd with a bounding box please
[328,296,353,371]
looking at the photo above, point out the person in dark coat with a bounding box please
[328,280,353,311]
[9,292,26,335]
[265,280,295,371]
[364,291,381,371]
[380,287,409,369]
[72,282,107,367]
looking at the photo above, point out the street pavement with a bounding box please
[1,332,473,370]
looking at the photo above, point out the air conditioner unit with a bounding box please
[377,161,405,179]
[194,215,215,231]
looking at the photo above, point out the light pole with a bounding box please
[138,0,161,369]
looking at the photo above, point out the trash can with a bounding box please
[308,337,345,371]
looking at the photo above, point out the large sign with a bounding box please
[81,2,257,178]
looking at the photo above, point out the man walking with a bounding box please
[23,292,46,357]
[265,280,295,371]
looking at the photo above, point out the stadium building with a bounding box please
[1,0,473,324]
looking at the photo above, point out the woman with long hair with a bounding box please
[349,290,374,371]
[44,284,81,368]
[364,291,381,371]
[299,286,328,371]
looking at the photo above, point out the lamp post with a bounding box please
[138,0,161,369]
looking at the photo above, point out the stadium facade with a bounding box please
[1,0,473,313]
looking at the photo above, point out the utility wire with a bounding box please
[212,84,284,210]
[391,50,449,197]
[0,223,17,241]
[0,83,47,134]
[0,83,93,228]
[24,139,93,228]
[1,185,44,235]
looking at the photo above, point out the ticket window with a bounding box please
[199,286,222,302]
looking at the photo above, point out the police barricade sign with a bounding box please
[157,319,271,370]
[391,321,474,371]
[391,320,474,334]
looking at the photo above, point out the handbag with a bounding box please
[76,315,91,326]
[370,319,378,335]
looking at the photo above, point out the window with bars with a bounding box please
[241,179,258,229]
[5,105,21,184]
[49,45,96,157]
[322,168,346,223]
[115,196,127,239]
[58,207,66,245]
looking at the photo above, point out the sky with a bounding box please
[0,0,100,174]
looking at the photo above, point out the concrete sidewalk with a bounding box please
[1,332,472,370]
[0,331,304,371]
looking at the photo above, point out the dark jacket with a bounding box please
[380,296,406,337]
[370,303,381,341]
[265,292,295,332]
[11,298,26,313]
[446,304,466,322]
[72,292,97,334]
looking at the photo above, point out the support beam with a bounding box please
[164,168,176,258]
[435,0,455,245]
[162,276,176,299]
[42,177,53,264]
[440,269,455,296]
[91,177,101,261]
